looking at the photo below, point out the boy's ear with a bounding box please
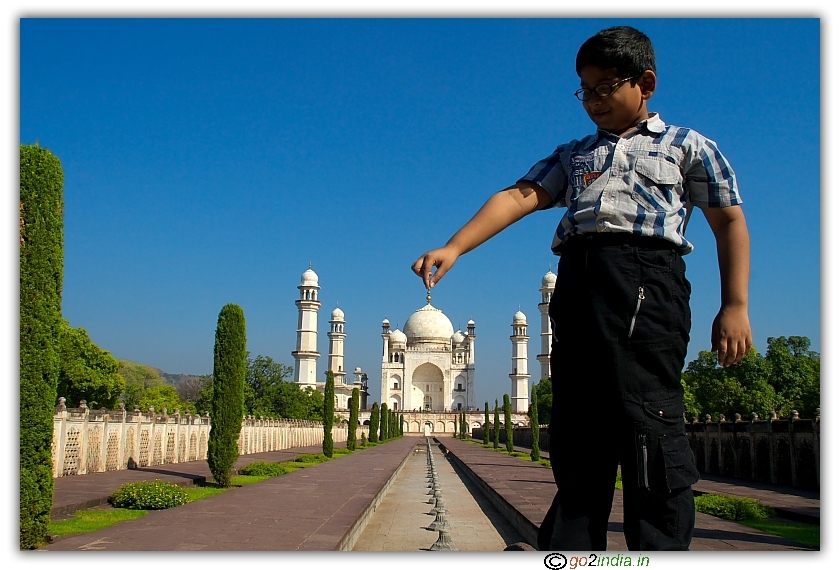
[638,70,656,100]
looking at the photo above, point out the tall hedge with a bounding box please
[504,394,514,453]
[380,402,389,441]
[323,370,335,457]
[348,388,359,450]
[530,384,541,462]
[484,402,490,445]
[369,402,379,443]
[493,399,500,449]
[207,304,246,487]
[20,144,64,549]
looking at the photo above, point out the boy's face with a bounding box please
[578,65,655,135]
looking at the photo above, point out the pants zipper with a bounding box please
[627,286,646,339]
[640,432,649,490]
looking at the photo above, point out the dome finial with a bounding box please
[426,287,432,305]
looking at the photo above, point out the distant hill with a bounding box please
[156,370,204,387]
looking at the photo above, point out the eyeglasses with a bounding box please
[574,76,638,101]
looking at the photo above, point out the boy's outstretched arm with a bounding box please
[412,182,552,289]
[701,205,753,367]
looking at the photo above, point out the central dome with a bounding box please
[403,304,454,342]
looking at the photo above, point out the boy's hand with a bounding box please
[711,304,752,367]
[412,245,460,290]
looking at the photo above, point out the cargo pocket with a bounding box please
[660,433,700,491]
[639,400,698,493]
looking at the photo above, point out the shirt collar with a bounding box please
[595,112,667,141]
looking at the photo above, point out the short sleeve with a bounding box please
[518,145,570,207]
[683,136,742,208]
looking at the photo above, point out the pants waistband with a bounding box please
[561,232,680,253]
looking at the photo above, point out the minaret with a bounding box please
[466,319,476,409]
[292,265,321,387]
[328,307,346,386]
[537,267,556,380]
[510,310,530,413]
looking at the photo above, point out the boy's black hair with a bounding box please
[576,26,656,78]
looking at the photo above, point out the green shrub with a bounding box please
[207,304,247,487]
[369,403,380,443]
[694,494,776,521]
[20,144,64,548]
[379,402,388,442]
[503,394,513,453]
[530,385,541,462]
[295,453,326,463]
[108,480,190,510]
[361,432,367,447]
[348,388,359,450]
[493,399,500,449]
[238,462,288,477]
[323,370,335,457]
[333,447,352,456]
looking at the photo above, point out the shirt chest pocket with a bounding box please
[631,157,682,213]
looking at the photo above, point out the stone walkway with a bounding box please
[45,437,417,550]
[43,436,819,551]
[353,439,524,550]
[51,445,326,517]
[440,438,815,551]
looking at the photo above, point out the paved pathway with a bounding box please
[45,437,417,551]
[440,438,814,551]
[353,439,524,551]
[52,445,326,517]
[44,435,819,551]
[507,441,820,523]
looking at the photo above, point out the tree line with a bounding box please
[530,336,820,425]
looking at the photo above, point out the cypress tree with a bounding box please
[530,384,541,462]
[20,144,64,549]
[361,431,367,447]
[461,411,466,439]
[379,402,388,441]
[207,304,247,488]
[323,370,335,457]
[484,402,490,445]
[390,409,396,439]
[348,387,359,451]
[504,393,514,453]
[493,399,500,449]
[369,402,379,443]
[399,413,404,436]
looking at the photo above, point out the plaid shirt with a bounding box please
[520,113,742,255]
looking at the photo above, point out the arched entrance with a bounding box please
[412,363,444,411]
[424,422,433,436]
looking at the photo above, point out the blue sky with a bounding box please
[17,17,822,409]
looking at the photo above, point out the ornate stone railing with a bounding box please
[51,397,365,478]
[686,412,820,490]
[473,411,821,491]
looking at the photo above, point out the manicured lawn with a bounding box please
[49,507,148,536]
[740,518,819,549]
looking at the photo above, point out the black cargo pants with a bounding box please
[537,234,699,551]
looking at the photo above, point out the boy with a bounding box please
[412,26,751,551]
